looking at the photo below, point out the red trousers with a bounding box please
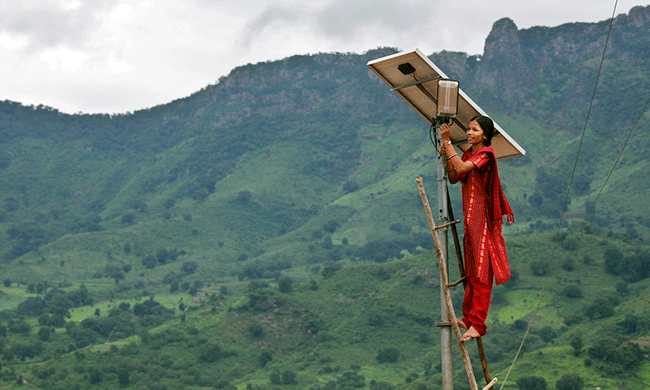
[460,262,493,336]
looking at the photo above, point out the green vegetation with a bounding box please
[0,7,650,389]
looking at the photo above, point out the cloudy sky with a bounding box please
[1,0,647,114]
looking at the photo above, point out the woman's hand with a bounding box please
[440,123,451,144]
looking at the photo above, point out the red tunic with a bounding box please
[454,147,513,285]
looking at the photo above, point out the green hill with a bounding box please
[0,5,649,389]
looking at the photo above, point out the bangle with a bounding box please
[447,153,458,160]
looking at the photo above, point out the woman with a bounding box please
[439,116,514,342]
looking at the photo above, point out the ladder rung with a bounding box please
[482,378,498,390]
[446,277,466,288]
[434,220,461,230]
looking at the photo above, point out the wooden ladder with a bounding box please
[417,177,497,390]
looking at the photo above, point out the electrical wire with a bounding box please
[498,0,622,387]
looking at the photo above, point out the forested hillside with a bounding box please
[0,5,649,390]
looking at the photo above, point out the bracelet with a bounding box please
[447,153,458,160]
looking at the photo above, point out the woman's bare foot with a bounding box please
[462,326,480,342]
[457,319,468,330]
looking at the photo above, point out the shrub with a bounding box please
[603,248,622,275]
[530,260,549,276]
[570,336,583,356]
[587,336,644,375]
[562,285,582,298]
[516,376,547,390]
[278,276,293,293]
[584,298,614,319]
[181,261,198,274]
[269,371,281,385]
[281,370,297,385]
[376,348,400,363]
[248,323,264,338]
[556,373,584,390]
[259,351,273,367]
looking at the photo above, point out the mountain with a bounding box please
[0,5,649,389]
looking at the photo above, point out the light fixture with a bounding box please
[436,79,459,119]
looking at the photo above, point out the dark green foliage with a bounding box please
[323,220,341,233]
[248,323,264,338]
[570,336,583,356]
[616,315,638,334]
[236,191,252,203]
[356,233,433,263]
[269,371,281,385]
[619,251,650,282]
[181,261,197,274]
[142,254,157,269]
[117,368,130,387]
[516,376,547,390]
[555,373,584,390]
[335,371,365,388]
[342,181,360,194]
[604,248,623,275]
[8,320,31,335]
[278,276,293,293]
[199,343,234,362]
[530,260,549,277]
[281,370,297,385]
[369,381,394,390]
[562,284,582,298]
[321,262,342,278]
[535,326,557,343]
[587,336,644,375]
[376,348,400,363]
[584,297,614,320]
[17,297,47,316]
[259,351,273,367]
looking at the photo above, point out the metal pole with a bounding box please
[434,122,453,390]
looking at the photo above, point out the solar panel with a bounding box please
[367,49,526,160]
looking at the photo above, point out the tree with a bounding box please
[282,370,297,385]
[270,371,281,385]
[259,351,273,366]
[248,323,264,338]
[584,297,614,319]
[236,190,252,203]
[278,276,293,293]
[118,369,130,387]
[142,254,157,269]
[562,285,582,298]
[604,248,623,275]
[181,261,198,274]
[530,260,549,277]
[587,336,644,375]
[570,336,583,356]
[516,376,547,390]
[376,348,400,363]
[556,373,584,390]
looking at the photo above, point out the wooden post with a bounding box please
[417,176,480,390]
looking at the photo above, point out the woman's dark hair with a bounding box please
[470,115,494,146]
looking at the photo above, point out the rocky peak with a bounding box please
[628,5,650,27]
[483,18,521,61]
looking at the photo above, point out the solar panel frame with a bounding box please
[367,48,526,161]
